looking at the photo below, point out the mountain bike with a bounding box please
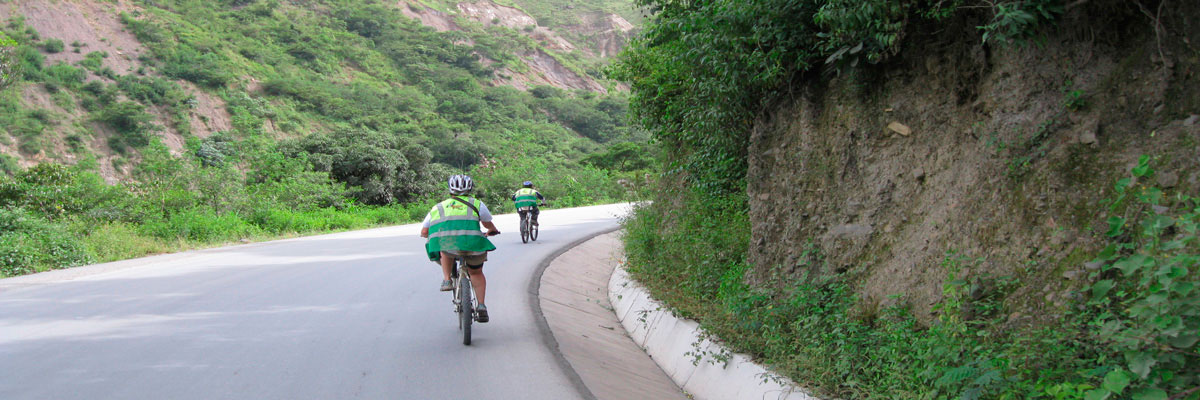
[518,206,539,243]
[449,255,476,345]
[448,231,498,345]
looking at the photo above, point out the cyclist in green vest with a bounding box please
[420,174,500,323]
[511,181,545,226]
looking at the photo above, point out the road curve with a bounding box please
[0,203,631,400]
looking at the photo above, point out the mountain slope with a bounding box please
[0,0,650,277]
[0,0,641,182]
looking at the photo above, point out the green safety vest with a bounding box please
[424,197,496,261]
[513,188,539,209]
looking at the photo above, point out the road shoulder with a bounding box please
[537,231,688,400]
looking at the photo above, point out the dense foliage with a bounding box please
[611,0,1063,194]
[0,0,650,276]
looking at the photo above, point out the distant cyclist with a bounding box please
[420,174,499,323]
[511,181,545,226]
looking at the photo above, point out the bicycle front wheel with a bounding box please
[459,274,472,345]
[530,220,539,241]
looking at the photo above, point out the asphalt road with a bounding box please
[0,203,630,400]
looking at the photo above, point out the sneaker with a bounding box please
[439,280,453,292]
[475,304,490,323]
[532,220,539,226]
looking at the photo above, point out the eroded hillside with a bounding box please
[400,0,635,91]
[747,16,1200,323]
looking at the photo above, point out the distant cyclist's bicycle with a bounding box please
[518,206,539,243]
[449,255,476,345]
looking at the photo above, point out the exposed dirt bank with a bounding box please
[746,5,1200,323]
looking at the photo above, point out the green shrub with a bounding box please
[160,46,232,88]
[41,62,85,90]
[78,222,170,263]
[142,209,261,243]
[0,207,92,276]
[77,51,106,71]
[41,38,63,53]
[119,13,168,43]
[0,31,21,89]
[1082,156,1200,400]
[0,163,103,219]
[0,154,18,175]
[93,101,156,152]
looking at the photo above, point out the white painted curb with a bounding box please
[608,265,819,400]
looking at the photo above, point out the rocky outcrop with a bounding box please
[397,0,624,93]
[398,3,458,32]
[563,12,634,58]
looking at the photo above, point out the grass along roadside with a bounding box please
[621,157,1199,399]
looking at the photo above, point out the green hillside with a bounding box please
[0,0,650,276]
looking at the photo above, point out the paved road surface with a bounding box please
[0,203,630,400]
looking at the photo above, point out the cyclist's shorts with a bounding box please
[441,250,487,268]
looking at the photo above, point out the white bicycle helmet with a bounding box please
[448,174,475,195]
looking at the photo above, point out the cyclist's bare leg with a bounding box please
[467,267,486,305]
[439,252,455,281]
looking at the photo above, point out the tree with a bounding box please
[0,31,21,90]
[285,129,438,205]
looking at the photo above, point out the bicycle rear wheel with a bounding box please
[520,215,530,243]
[459,273,472,345]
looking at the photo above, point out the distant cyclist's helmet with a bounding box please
[522,181,533,187]
[448,174,475,195]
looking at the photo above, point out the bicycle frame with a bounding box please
[450,257,474,345]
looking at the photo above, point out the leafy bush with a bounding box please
[78,222,170,263]
[120,13,168,43]
[94,101,157,152]
[0,207,92,276]
[0,31,20,89]
[141,209,262,242]
[0,154,18,175]
[285,128,438,205]
[1083,156,1200,400]
[77,51,107,71]
[41,62,86,91]
[40,38,63,53]
[0,163,111,219]
[160,46,232,88]
[117,75,190,106]
[979,0,1065,45]
[582,142,653,172]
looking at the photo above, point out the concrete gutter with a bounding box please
[608,265,819,400]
